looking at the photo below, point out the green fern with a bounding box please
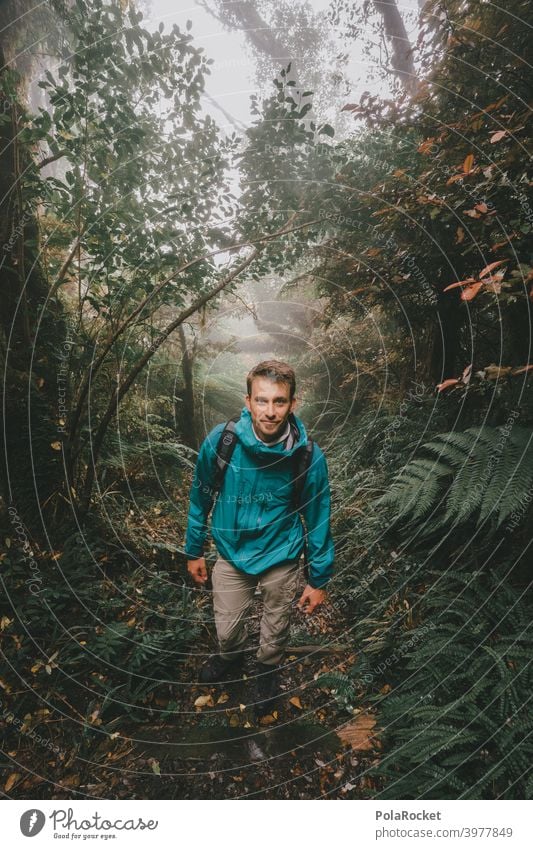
[376,425,533,539]
[362,569,533,799]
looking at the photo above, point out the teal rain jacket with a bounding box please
[184,407,334,588]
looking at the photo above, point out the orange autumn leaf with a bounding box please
[417,138,435,155]
[484,95,508,112]
[337,712,377,751]
[259,711,278,726]
[5,773,22,792]
[463,153,475,173]
[461,281,484,301]
[478,259,508,278]
[446,172,466,185]
[436,378,460,391]
[491,238,514,252]
[443,277,477,292]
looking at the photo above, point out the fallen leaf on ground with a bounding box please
[5,773,21,792]
[194,694,214,708]
[289,696,303,709]
[217,693,229,704]
[337,712,377,751]
[259,711,278,726]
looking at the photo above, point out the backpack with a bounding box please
[212,415,314,511]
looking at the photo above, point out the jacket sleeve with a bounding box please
[183,426,222,559]
[300,444,335,589]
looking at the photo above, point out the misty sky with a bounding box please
[141,0,420,134]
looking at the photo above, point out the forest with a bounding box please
[1,0,532,800]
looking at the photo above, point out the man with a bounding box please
[184,360,334,714]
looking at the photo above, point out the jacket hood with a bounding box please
[234,406,308,461]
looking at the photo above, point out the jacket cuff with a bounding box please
[308,576,329,590]
[185,549,204,559]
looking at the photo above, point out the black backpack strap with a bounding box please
[294,439,314,570]
[212,415,241,498]
[292,439,314,511]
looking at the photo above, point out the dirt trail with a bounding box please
[4,571,378,800]
[92,574,375,799]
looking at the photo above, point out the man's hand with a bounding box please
[187,557,208,585]
[297,584,327,615]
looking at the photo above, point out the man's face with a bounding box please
[245,377,296,443]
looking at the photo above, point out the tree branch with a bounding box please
[48,225,89,302]
[77,244,260,514]
[37,149,70,169]
[76,211,321,514]
[68,214,320,444]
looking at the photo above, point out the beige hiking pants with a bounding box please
[211,557,300,666]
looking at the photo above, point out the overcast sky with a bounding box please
[140,0,420,134]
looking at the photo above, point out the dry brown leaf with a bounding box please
[217,693,229,704]
[194,694,214,708]
[463,153,475,173]
[259,711,278,726]
[60,774,80,787]
[337,713,377,751]
[289,696,303,709]
[5,773,21,792]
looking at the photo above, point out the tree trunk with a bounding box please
[373,0,417,92]
[0,44,68,537]
[176,324,198,449]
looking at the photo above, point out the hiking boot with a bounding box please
[253,663,281,717]
[198,653,244,684]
